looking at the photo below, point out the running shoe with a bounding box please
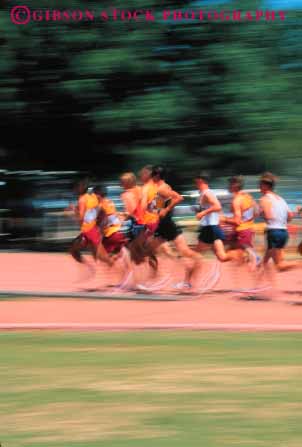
[173,281,192,290]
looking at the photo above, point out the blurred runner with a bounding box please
[295,205,302,256]
[93,185,132,288]
[221,175,260,270]
[120,172,158,271]
[149,166,202,290]
[70,178,113,267]
[94,186,126,256]
[120,172,143,224]
[139,165,159,234]
[259,172,298,271]
[139,165,176,258]
[194,173,238,262]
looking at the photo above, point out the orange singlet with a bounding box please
[99,197,122,238]
[236,193,255,232]
[79,192,101,247]
[80,192,99,233]
[141,180,159,225]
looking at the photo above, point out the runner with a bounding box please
[195,173,237,262]
[120,172,146,223]
[94,186,126,255]
[221,175,260,270]
[139,165,159,234]
[120,172,157,270]
[139,165,177,259]
[294,205,302,256]
[93,185,133,289]
[70,178,113,267]
[149,166,202,290]
[259,172,297,271]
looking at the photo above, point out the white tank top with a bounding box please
[265,193,289,230]
[199,189,220,226]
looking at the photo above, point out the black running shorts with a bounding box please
[154,215,182,242]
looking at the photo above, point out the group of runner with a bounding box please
[70,167,299,291]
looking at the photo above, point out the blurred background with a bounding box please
[0,0,301,249]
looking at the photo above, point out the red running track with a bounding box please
[0,252,302,331]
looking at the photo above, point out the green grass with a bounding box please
[1,331,302,447]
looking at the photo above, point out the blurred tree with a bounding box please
[0,0,301,181]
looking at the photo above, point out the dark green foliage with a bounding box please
[0,1,301,179]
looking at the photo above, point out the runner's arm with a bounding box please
[64,203,78,220]
[287,207,294,222]
[78,196,86,223]
[140,184,149,212]
[196,191,221,221]
[253,199,260,218]
[96,206,106,228]
[222,196,242,226]
[259,196,273,221]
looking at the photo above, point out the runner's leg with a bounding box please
[70,234,86,263]
[173,234,202,286]
[213,239,239,262]
[272,248,298,271]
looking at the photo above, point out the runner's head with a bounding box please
[228,175,244,193]
[139,165,153,184]
[93,185,106,200]
[151,166,166,183]
[120,172,137,190]
[195,172,210,190]
[259,172,277,194]
[75,177,90,196]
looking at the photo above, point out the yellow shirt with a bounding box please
[100,198,121,238]
[80,193,99,233]
[141,181,159,225]
[237,193,255,232]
